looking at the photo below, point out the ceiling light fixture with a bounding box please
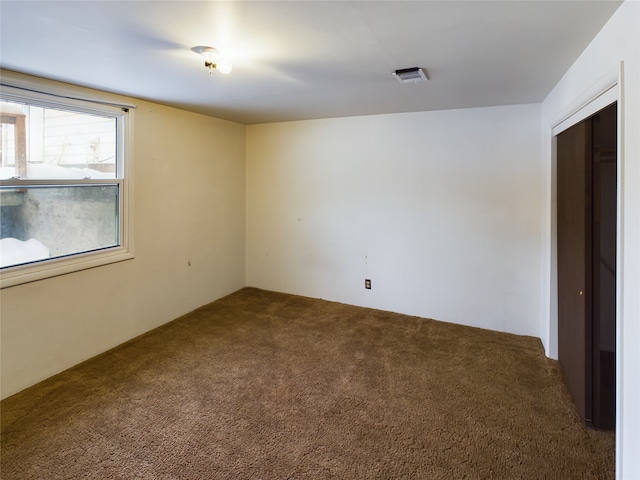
[191,46,233,75]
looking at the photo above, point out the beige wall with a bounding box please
[0,72,247,399]
[247,104,543,337]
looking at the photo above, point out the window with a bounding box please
[0,83,133,288]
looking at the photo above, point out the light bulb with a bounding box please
[216,60,233,75]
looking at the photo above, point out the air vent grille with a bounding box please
[392,67,429,84]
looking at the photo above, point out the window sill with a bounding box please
[0,247,134,289]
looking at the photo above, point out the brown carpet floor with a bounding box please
[1,287,614,479]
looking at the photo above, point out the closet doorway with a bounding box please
[556,102,616,430]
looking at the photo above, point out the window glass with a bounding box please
[0,185,119,268]
[1,100,117,180]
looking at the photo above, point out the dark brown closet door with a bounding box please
[557,102,617,430]
[591,104,617,430]
[557,119,593,423]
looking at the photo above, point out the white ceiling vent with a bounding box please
[392,67,429,84]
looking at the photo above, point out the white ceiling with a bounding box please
[0,1,623,125]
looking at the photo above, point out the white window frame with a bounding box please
[0,81,135,288]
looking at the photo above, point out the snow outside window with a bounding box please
[0,84,133,288]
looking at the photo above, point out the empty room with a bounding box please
[1,1,639,479]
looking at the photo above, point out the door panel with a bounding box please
[591,103,617,429]
[557,119,593,424]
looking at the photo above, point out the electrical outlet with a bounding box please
[365,279,371,289]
